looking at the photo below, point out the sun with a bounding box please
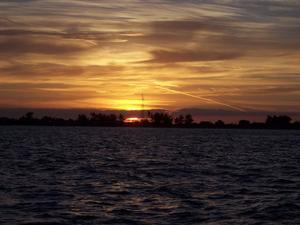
[124,117,142,123]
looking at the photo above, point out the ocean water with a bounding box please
[0,127,299,225]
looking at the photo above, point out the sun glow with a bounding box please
[124,117,142,123]
[110,99,152,111]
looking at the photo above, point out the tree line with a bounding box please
[0,112,299,129]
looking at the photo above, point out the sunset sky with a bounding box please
[0,0,300,115]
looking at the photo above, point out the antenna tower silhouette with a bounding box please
[141,93,145,118]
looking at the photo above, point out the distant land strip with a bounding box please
[0,112,299,130]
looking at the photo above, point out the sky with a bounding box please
[0,0,300,117]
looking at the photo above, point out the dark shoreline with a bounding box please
[1,112,299,130]
[1,124,299,130]
[0,125,300,131]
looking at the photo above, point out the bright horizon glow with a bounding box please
[109,99,150,111]
[124,117,142,123]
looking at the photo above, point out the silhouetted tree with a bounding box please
[215,120,225,128]
[89,112,119,126]
[77,114,89,126]
[150,112,173,126]
[174,115,184,126]
[293,121,300,129]
[238,120,250,128]
[108,114,117,123]
[140,118,151,127]
[19,112,36,125]
[266,115,292,128]
[119,114,124,122]
[184,114,194,126]
[90,112,105,126]
[41,116,54,125]
[25,112,34,120]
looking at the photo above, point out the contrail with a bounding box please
[154,82,246,112]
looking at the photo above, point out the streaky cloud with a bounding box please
[145,49,243,63]
[153,81,246,112]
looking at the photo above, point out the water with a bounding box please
[0,127,299,225]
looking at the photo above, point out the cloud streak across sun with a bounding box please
[0,0,299,112]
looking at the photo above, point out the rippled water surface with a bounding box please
[0,127,299,225]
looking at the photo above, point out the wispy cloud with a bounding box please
[145,49,243,63]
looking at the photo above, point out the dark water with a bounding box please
[0,127,299,225]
